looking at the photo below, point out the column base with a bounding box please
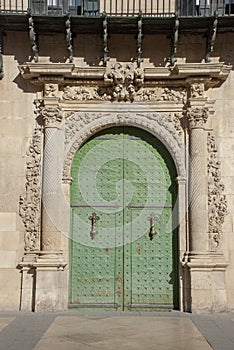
[19,251,67,312]
[184,251,229,313]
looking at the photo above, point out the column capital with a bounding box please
[187,107,209,129]
[41,105,63,128]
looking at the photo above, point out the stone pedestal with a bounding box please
[19,253,37,311]
[187,253,228,313]
[19,252,67,311]
[34,252,68,312]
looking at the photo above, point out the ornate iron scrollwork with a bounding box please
[28,12,39,63]
[65,13,73,63]
[102,11,109,66]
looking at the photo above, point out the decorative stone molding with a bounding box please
[190,83,205,98]
[103,62,144,102]
[41,106,63,127]
[207,132,227,250]
[44,83,59,98]
[18,62,231,87]
[63,112,186,181]
[62,86,103,101]
[62,85,186,103]
[19,125,42,251]
[135,87,186,102]
[165,113,184,135]
[187,107,209,128]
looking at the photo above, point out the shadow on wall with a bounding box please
[216,33,234,68]
[3,32,39,93]
[3,32,32,65]
[13,74,39,94]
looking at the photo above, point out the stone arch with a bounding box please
[63,112,186,181]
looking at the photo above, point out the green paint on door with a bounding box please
[69,127,178,310]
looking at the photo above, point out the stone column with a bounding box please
[187,104,209,253]
[40,100,63,254]
[185,81,228,312]
[34,87,67,311]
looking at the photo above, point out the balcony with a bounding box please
[0,0,233,37]
[0,0,233,17]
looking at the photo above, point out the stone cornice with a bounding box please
[18,62,232,88]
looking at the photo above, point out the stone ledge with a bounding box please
[183,251,229,271]
[19,251,67,270]
[18,62,232,88]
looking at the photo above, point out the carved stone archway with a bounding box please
[63,110,188,311]
[63,111,186,182]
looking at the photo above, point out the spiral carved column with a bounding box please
[185,82,228,312]
[187,106,209,253]
[41,102,63,254]
[35,94,67,311]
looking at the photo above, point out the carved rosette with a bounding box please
[187,107,209,128]
[19,125,42,251]
[207,132,227,250]
[41,106,63,127]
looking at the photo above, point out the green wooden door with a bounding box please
[69,127,178,310]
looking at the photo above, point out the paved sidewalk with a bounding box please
[0,311,233,350]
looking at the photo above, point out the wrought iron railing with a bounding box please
[0,0,233,16]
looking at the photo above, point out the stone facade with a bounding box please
[0,15,234,312]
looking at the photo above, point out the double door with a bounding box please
[69,127,178,310]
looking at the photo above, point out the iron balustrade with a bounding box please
[0,0,233,16]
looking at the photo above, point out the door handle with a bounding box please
[147,213,157,240]
[89,212,100,240]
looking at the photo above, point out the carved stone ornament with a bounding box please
[41,106,63,127]
[187,107,208,128]
[165,113,183,135]
[207,132,227,250]
[62,85,186,103]
[63,86,102,101]
[190,83,204,98]
[103,62,144,102]
[135,87,186,102]
[63,112,186,181]
[19,125,42,251]
[44,83,59,98]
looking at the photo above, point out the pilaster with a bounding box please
[185,79,228,313]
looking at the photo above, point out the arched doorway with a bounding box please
[69,126,179,310]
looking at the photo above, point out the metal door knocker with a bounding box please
[147,213,157,240]
[89,212,100,240]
